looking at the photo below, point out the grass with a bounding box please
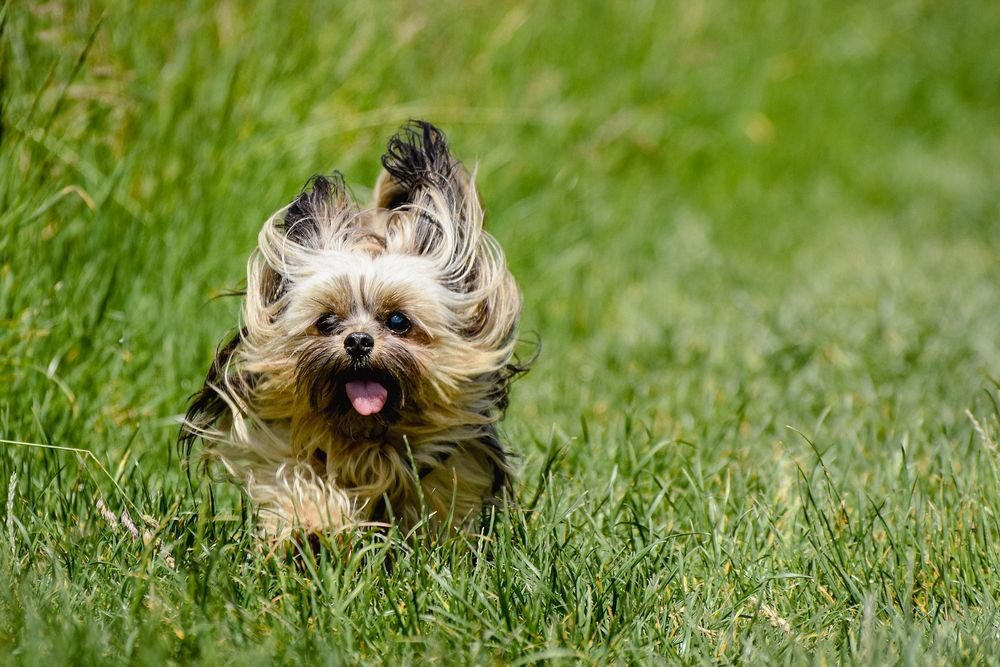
[2,0,1000,663]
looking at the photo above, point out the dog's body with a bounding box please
[180,122,523,540]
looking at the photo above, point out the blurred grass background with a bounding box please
[2,0,1000,663]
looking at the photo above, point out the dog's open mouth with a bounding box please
[344,379,389,416]
[334,369,400,419]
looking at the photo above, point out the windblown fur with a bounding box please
[180,122,524,540]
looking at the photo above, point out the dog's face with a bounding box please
[189,122,522,450]
[283,250,462,439]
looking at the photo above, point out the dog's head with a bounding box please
[184,122,522,446]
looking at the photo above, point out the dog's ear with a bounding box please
[373,121,469,211]
[279,173,354,249]
[374,121,483,285]
[251,173,357,314]
[178,326,256,460]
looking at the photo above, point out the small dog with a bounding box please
[180,122,525,541]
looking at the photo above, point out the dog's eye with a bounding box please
[315,314,340,336]
[385,311,411,334]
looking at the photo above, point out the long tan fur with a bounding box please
[180,122,524,541]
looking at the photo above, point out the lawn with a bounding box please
[2,0,1000,663]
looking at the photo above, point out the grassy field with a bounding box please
[3,0,1000,663]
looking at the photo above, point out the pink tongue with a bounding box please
[344,380,388,416]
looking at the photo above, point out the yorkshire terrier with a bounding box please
[180,121,525,541]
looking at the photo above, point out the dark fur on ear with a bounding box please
[260,173,353,309]
[375,121,464,210]
[280,173,349,246]
[178,326,255,460]
[374,121,499,305]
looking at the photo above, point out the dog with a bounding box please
[180,121,526,541]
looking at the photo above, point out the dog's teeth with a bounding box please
[345,381,388,416]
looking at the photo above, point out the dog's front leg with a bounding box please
[245,460,358,540]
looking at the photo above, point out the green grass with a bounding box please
[3,0,1000,663]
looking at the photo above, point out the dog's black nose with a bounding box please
[344,332,374,359]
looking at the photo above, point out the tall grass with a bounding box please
[2,1,999,663]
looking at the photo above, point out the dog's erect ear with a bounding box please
[279,173,353,247]
[373,121,470,212]
[252,173,358,313]
[373,121,483,280]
